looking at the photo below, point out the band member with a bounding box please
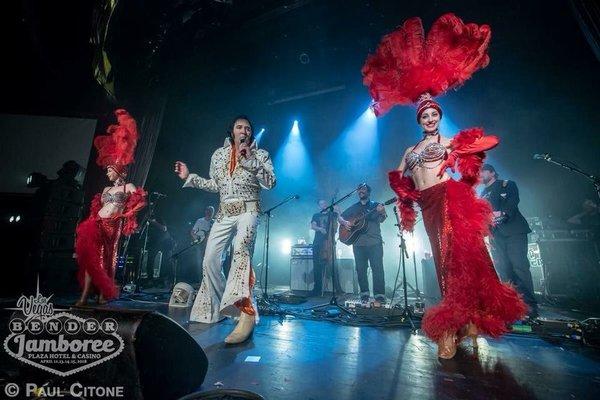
[174,115,276,344]
[567,199,600,229]
[190,206,215,283]
[75,109,146,305]
[339,184,387,302]
[310,200,341,296]
[192,206,215,243]
[364,14,526,358]
[480,164,538,318]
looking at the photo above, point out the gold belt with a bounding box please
[217,200,260,218]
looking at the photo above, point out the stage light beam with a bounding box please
[273,119,315,190]
[255,128,266,144]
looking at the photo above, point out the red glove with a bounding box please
[388,170,419,201]
[437,152,458,177]
[438,129,499,177]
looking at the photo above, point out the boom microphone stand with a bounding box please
[169,238,204,291]
[257,194,299,308]
[535,153,600,202]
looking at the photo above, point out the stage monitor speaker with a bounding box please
[2,307,208,400]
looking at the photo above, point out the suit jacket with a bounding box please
[481,179,531,236]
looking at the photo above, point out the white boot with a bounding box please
[224,312,255,344]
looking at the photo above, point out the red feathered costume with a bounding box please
[75,109,146,300]
[364,14,526,342]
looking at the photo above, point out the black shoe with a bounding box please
[527,305,539,320]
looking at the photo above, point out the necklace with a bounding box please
[422,129,439,137]
[114,178,125,187]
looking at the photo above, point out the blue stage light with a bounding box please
[273,119,315,191]
[291,120,300,136]
[255,128,266,144]
[326,105,379,182]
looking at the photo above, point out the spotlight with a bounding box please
[405,235,421,253]
[366,105,376,120]
[298,52,310,64]
[15,215,21,222]
[291,120,299,136]
[9,216,14,223]
[255,128,266,144]
[280,238,292,255]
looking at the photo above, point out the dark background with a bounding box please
[2,0,598,287]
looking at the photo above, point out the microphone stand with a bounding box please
[307,185,363,316]
[537,155,600,202]
[120,194,160,297]
[121,193,174,301]
[389,206,417,333]
[257,194,299,309]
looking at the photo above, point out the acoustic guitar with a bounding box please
[338,197,396,245]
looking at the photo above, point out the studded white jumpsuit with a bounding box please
[183,138,276,323]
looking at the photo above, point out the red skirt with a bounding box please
[75,216,122,300]
[417,180,526,341]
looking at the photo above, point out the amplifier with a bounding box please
[528,237,600,301]
[290,258,314,291]
[291,244,313,258]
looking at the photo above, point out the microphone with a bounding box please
[152,191,167,198]
[293,194,300,200]
[533,153,551,161]
[240,137,247,158]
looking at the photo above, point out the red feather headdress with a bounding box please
[94,109,139,176]
[362,13,491,118]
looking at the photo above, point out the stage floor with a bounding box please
[100,294,600,400]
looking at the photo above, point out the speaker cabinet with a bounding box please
[290,258,314,291]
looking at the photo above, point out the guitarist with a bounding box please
[311,199,342,296]
[480,164,538,319]
[339,184,387,303]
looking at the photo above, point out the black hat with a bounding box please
[482,164,496,174]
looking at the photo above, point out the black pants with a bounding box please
[491,233,538,313]
[352,243,385,297]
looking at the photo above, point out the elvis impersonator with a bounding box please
[174,115,276,344]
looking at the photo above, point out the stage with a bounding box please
[2,1,600,399]
[77,293,600,400]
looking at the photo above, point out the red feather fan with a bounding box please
[362,13,491,116]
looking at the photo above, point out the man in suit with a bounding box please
[480,164,538,318]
